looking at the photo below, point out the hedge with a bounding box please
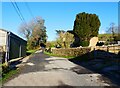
[51,47,91,57]
[80,41,89,47]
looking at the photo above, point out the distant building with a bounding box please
[0,29,27,62]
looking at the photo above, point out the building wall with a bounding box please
[0,29,27,61]
[0,30,7,51]
[9,37,20,59]
[9,32,27,60]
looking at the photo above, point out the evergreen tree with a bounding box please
[73,12,101,46]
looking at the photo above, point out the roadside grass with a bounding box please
[0,65,2,84]
[44,51,90,62]
[1,62,20,84]
[44,51,75,59]
[27,50,36,53]
[0,49,37,84]
[0,64,2,66]
[26,49,37,55]
[1,68,19,84]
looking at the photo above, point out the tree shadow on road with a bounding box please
[69,50,120,86]
[19,51,51,74]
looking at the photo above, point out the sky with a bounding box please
[1,2,118,41]
[1,0,119,2]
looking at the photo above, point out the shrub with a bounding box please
[1,51,6,63]
[2,63,10,75]
[80,41,89,47]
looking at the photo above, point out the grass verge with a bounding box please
[44,51,89,62]
[26,49,37,55]
[44,51,75,59]
[27,50,36,53]
[2,68,19,84]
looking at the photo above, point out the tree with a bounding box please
[64,32,74,48]
[56,30,65,35]
[106,23,120,42]
[19,16,47,49]
[19,22,32,40]
[73,12,101,46]
[56,31,74,48]
[31,18,47,43]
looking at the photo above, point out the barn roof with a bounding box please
[0,29,27,43]
[0,28,10,33]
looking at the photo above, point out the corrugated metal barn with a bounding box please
[0,29,27,62]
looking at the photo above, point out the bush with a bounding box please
[80,41,89,47]
[2,63,10,75]
[1,52,6,63]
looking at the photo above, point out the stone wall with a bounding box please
[93,45,120,54]
[52,47,91,57]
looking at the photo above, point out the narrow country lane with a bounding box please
[3,50,112,87]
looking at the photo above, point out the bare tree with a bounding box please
[106,23,118,34]
[106,22,119,43]
[19,16,47,49]
[19,22,32,40]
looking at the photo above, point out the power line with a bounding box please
[23,0,37,22]
[24,2,35,19]
[10,0,26,24]
[10,0,24,22]
[13,0,26,23]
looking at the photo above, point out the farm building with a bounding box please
[0,29,27,62]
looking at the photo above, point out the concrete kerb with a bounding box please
[16,56,31,67]
[8,55,32,68]
[9,57,23,63]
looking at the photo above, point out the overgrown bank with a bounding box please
[2,63,20,83]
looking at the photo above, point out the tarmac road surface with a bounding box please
[3,50,114,87]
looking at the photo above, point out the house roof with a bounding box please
[0,28,10,33]
[0,29,27,43]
